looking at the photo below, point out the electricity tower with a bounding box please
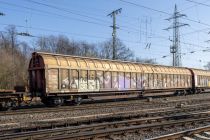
[107,8,122,60]
[165,5,189,67]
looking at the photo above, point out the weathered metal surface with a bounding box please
[191,69,210,87]
[35,52,191,74]
[48,69,58,91]
[0,90,15,93]
[29,52,206,94]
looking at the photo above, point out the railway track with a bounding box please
[1,94,210,139]
[1,101,210,130]
[149,125,210,140]
[1,102,210,131]
[1,98,210,133]
[1,110,210,140]
[1,95,210,116]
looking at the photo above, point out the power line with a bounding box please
[25,0,111,25]
[180,0,210,11]
[25,0,145,34]
[151,33,209,50]
[0,1,109,27]
[25,0,160,35]
[119,0,170,15]
[180,27,209,36]
[0,0,208,60]
[0,1,143,35]
[0,22,154,47]
[1,24,208,66]
[184,0,210,7]
[119,0,210,28]
[0,26,174,61]
[2,0,208,41]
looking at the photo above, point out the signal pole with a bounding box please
[107,8,122,60]
[165,5,189,67]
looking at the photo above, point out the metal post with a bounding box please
[107,8,122,60]
[164,5,189,67]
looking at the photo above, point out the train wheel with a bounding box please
[52,97,64,106]
[183,90,187,96]
[0,101,12,111]
[174,91,180,96]
[196,89,202,94]
[41,97,50,106]
[41,97,63,107]
[138,92,144,98]
[74,97,82,105]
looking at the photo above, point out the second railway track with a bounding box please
[1,102,210,134]
[2,94,210,139]
[1,110,210,140]
[1,94,210,116]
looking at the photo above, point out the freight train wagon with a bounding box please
[29,52,195,106]
[190,68,210,93]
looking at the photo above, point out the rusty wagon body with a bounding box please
[191,69,210,91]
[28,52,201,105]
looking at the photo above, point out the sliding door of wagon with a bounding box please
[30,69,45,96]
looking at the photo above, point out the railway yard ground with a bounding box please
[1,93,210,139]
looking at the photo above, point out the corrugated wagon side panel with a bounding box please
[112,72,118,89]
[48,69,59,91]
[131,73,137,89]
[166,74,171,88]
[149,73,154,89]
[104,71,111,89]
[61,69,69,89]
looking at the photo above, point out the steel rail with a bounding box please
[148,125,210,140]
[1,96,210,116]
[1,102,210,134]
[1,111,210,140]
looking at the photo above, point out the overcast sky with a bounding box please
[0,0,210,68]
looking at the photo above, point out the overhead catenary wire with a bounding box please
[24,0,143,34]
[1,23,209,66]
[25,0,210,37]
[0,22,171,55]
[0,0,145,35]
[0,0,209,65]
[184,0,210,8]
[1,0,208,47]
[25,0,111,25]
[180,0,210,11]
[0,20,206,59]
[119,0,210,28]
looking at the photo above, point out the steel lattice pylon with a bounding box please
[165,5,189,67]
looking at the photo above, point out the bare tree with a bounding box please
[204,62,210,70]
[0,26,31,89]
[99,38,134,61]
[77,41,98,57]
[35,35,99,57]
[135,57,157,64]
[56,35,70,54]
[34,36,56,53]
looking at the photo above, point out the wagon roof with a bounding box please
[33,52,195,75]
[191,68,210,76]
